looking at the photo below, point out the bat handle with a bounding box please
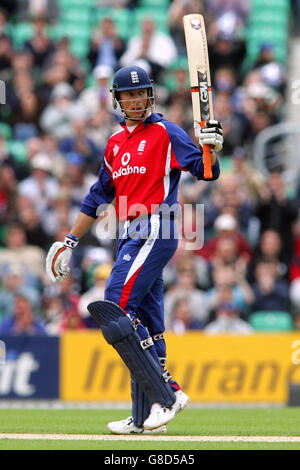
[200,121,213,180]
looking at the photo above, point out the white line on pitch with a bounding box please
[0,434,300,442]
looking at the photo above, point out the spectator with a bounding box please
[42,274,81,334]
[0,263,40,320]
[169,296,204,334]
[86,107,120,155]
[43,189,79,238]
[15,195,51,249]
[39,82,80,140]
[164,257,209,330]
[209,236,249,279]
[0,223,46,281]
[60,307,87,333]
[0,294,47,336]
[213,90,251,156]
[18,152,59,218]
[62,152,97,207]
[248,229,289,283]
[165,61,191,109]
[290,234,300,282]
[59,117,100,172]
[42,47,86,97]
[164,236,210,291]
[205,264,254,316]
[250,261,290,313]
[253,44,286,93]
[10,91,43,139]
[255,171,299,265]
[78,263,112,328]
[204,302,253,334]
[206,0,250,28]
[42,133,66,180]
[17,1,59,22]
[0,164,18,227]
[208,31,246,82]
[197,213,251,264]
[88,17,126,70]
[42,294,64,335]
[202,173,254,235]
[23,16,56,70]
[77,64,114,116]
[120,16,177,81]
[0,34,13,77]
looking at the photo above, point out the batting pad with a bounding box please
[87,301,175,408]
[131,376,151,427]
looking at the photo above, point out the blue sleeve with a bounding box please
[163,120,220,181]
[80,162,115,219]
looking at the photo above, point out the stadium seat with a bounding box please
[92,8,131,39]
[0,122,12,140]
[92,7,111,24]
[109,8,132,40]
[6,141,27,163]
[251,0,290,12]
[139,0,170,8]
[249,311,294,331]
[249,11,289,27]
[60,8,92,24]
[69,39,90,59]
[245,0,291,66]
[132,8,170,35]
[61,22,91,40]
[11,22,34,49]
[58,0,95,8]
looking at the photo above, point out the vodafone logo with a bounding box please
[113,152,147,180]
[121,152,131,166]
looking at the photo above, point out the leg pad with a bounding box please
[87,301,175,408]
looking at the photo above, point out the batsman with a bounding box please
[46,65,223,434]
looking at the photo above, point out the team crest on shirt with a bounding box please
[113,144,119,156]
[138,140,146,153]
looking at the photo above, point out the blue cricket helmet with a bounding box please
[112,65,153,92]
[111,65,154,113]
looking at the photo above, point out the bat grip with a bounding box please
[200,122,213,179]
[203,144,213,179]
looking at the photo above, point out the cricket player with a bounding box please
[46,65,223,434]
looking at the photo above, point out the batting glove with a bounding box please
[196,120,223,153]
[46,234,79,282]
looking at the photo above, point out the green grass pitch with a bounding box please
[0,407,300,450]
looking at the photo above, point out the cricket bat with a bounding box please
[183,14,214,179]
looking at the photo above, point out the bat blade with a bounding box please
[183,14,214,179]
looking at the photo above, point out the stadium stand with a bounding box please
[0,0,299,336]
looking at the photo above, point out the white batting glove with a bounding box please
[46,234,79,282]
[195,120,223,153]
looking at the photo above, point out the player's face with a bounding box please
[119,88,149,122]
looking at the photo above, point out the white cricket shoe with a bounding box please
[107,416,167,435]
[143,389,190,430]
[175,390,190,413]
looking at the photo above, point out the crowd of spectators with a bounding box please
[0,0,299,336]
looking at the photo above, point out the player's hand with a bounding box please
[46,235,78,282]
[197,120,223,153]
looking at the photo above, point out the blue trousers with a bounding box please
[104,214,180,425]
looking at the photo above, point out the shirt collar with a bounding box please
[120,113,163,130]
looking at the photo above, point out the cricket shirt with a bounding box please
[80,112,220,222]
